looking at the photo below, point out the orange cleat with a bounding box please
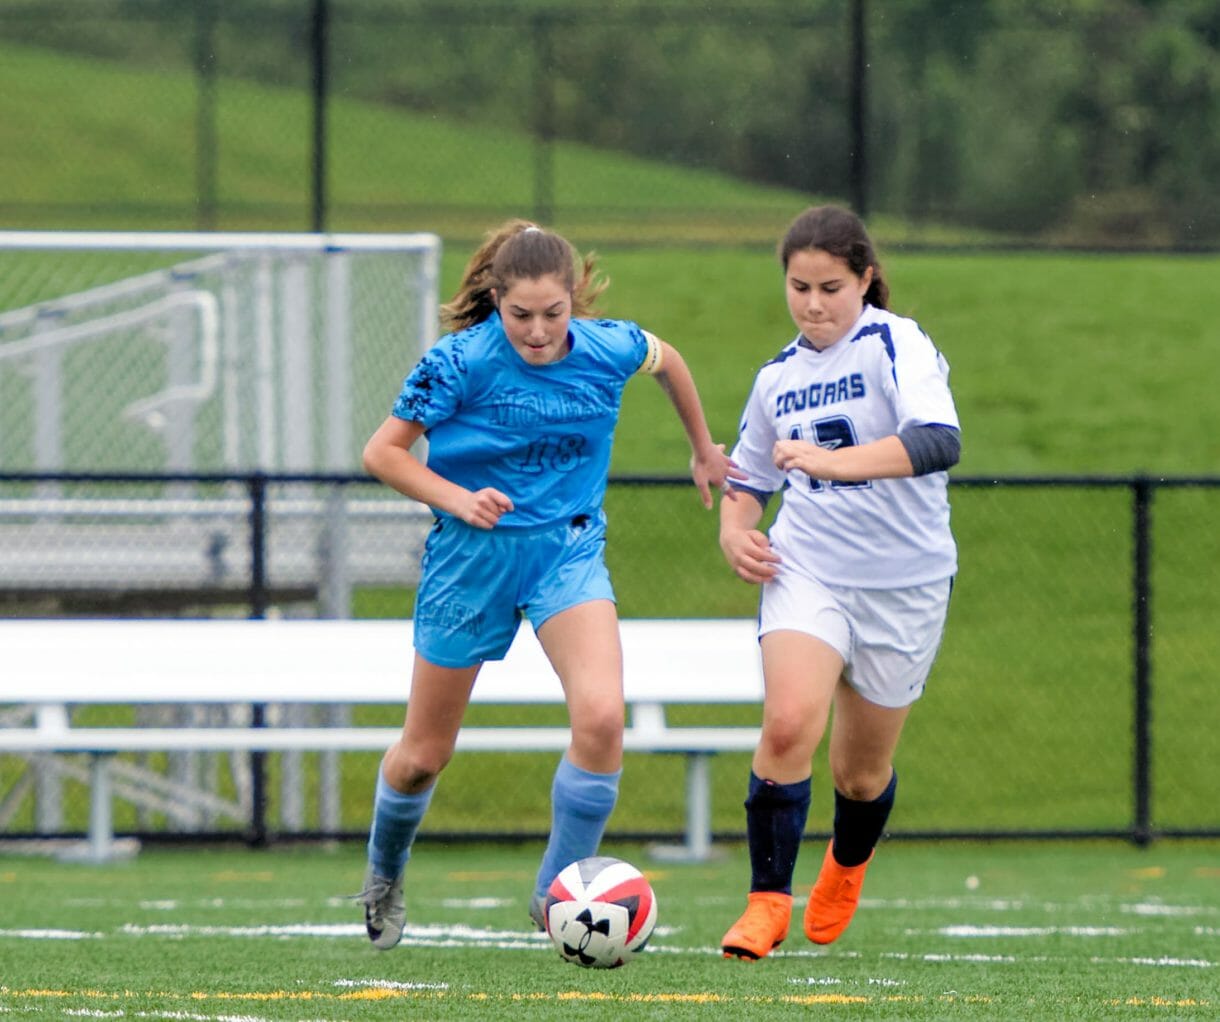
[803,840,872,944]
[721,891,792,961]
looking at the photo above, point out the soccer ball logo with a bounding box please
[543,856,658,968]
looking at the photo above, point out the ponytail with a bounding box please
[439,219,609,332]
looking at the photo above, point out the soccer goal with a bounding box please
[0,231,441,616]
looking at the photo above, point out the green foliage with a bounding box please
[1,2,1217,241]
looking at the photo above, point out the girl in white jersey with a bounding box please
[356,219,741,951]
[719,206,960,961]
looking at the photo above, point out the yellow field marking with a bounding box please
[1193,867,1220,878]
[1109,997,1213,1008]
[0,871,16,883]
[0,985,1209,1012]
[1128,867,1167,879]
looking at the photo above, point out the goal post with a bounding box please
[0,230,441,475]
[0,231,442,618]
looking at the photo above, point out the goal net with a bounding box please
[0,231,439,475]
[0,231,442,616]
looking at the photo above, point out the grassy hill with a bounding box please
[593,247,1220,477]
[3,39,1218,477]
[0,39,813,242]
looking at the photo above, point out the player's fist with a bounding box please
[458,488,514,529]
[719,527,781,584]
[772,438,832,478]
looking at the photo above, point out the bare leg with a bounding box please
[530,600,625,904]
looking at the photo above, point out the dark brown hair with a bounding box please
[439,219,608,332]
[778,205,889,310]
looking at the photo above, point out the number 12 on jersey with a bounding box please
[788,416,870,491]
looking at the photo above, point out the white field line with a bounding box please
[0,929,104,940]
[935,925,1131,937]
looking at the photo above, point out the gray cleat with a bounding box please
[357,866,405,950]
[528,892,547,933]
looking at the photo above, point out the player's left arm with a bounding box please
[773,425,960,482]
[774,322,961,483]
[639,331,746,508]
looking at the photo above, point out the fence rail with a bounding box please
[2,470,1218,846]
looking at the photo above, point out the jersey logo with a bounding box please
[487,385,613,428]
[774,373,865,417]
[394,348,458,423]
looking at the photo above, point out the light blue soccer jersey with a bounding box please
[392,312,649,528]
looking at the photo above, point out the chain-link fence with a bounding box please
[2,472,1217,846]
[1,0,1217,247]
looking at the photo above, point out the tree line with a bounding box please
[4,0,1217,245]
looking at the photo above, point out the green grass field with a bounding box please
[1,842,1216,1020]
[1,36,1217,1000]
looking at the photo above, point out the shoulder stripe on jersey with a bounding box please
[764,343,800,367]
[851,322,898,385]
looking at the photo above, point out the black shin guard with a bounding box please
[832,769,897,867]
[744,772,812,893]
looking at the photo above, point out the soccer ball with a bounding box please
[543,856,658,968]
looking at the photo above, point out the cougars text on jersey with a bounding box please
[775,373,865,417]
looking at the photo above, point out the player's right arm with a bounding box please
[718,369,784,584]
[362,416,513,529]
[719,488,781,584]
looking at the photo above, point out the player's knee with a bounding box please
[385,741,452,793]
[830,762,892,802]
[760,716,817,763]
[569,706,624,760]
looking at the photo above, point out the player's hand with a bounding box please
[690,443,749,510]
[719,527,781,584]
[456,487,514,529]
[772,439,834,480]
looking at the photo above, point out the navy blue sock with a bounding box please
[744,772,811,894]
[832,769,897,867]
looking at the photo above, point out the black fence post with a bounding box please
[1131,477,1154,845]
[310,0,330,233]
[247,470,270,847]
[849,0,868,218]
[532,14,555,226]
[194,0,218,231]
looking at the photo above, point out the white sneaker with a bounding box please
[357,866,405,950]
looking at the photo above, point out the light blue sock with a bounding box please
[366,771,434,880]
[533,757,621,900]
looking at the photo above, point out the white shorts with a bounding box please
[758,566,952,709]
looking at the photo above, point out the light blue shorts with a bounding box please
[412,511,615,668]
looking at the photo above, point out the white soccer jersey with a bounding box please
[730,303,959,588]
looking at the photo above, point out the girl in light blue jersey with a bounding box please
[719,206,961,961]
[356,219,741,949]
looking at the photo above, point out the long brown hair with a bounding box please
[779,205,889,310]
[439,219,609,332]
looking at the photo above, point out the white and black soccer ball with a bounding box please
[543,856,658,968]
